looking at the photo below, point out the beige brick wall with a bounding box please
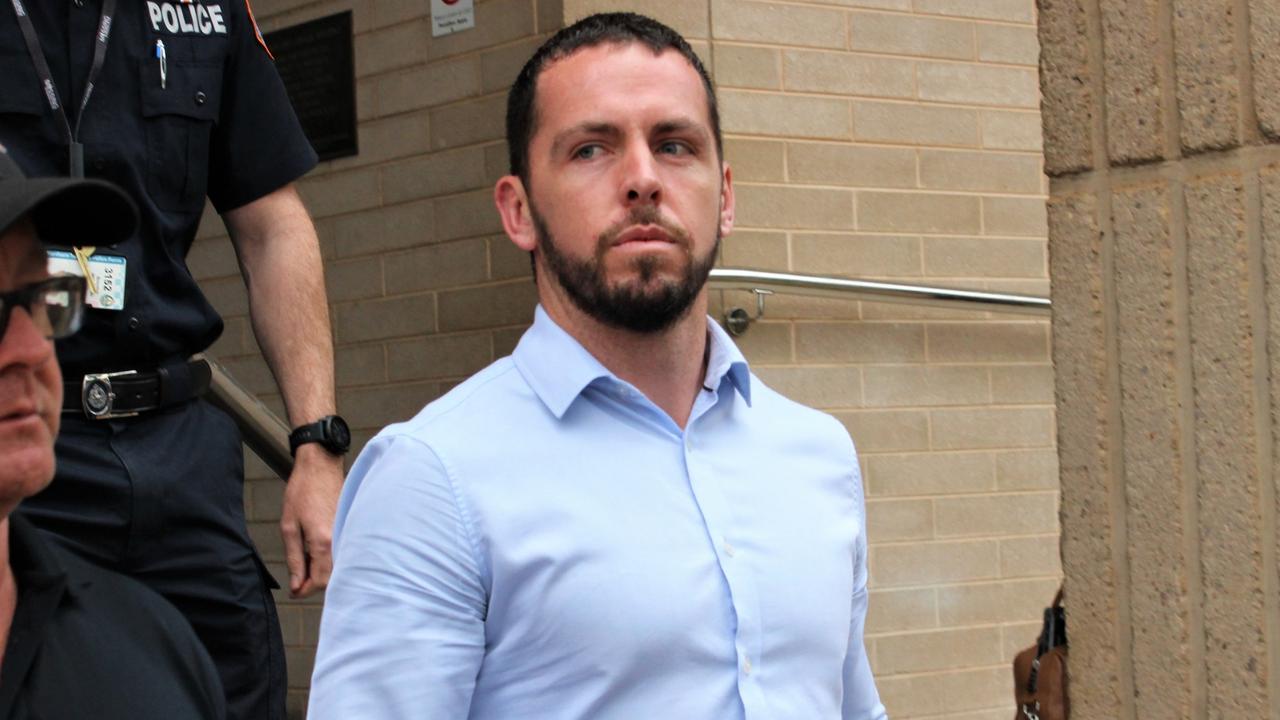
[189,1,1054,717]
[708,4,1053,717]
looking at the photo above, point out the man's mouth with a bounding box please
[612,225,676,247]
[0,400,39,424]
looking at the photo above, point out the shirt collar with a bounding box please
[0,515,85,718]
[703,310,753,405]
[513,305,753,419]
[8,514,73,595]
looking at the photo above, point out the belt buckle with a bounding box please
[81,370,139,419]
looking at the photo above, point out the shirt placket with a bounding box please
[682,385,767,716]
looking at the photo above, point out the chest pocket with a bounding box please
[139,59,222,213]
[0,54,43,117]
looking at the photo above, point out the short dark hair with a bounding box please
[505,12,723,186]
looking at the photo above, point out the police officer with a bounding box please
[0,2,347,719]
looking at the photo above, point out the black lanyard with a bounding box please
[10,0,117,178]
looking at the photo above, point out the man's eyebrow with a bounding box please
[549,122,621,157]
[652,119,708,140]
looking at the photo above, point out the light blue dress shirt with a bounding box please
[310,306,887,720]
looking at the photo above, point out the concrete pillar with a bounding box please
[1038,1,1280,717]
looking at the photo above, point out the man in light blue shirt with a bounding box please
[310,12,887,720]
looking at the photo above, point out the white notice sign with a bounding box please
[431,0,475,37]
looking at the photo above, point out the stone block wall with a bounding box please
[190,1,1054,717]
[1039,0,1280,717]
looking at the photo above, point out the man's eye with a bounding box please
[573,145,602,160]
[658,141,691,156]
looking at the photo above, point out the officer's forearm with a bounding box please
[223,184,336,427]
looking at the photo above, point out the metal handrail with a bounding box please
[203,355,295,478]
[708,268,1051,317]
[212,268,1052,478]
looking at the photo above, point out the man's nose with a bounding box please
[621,145,662,206]
[0,305,55,368]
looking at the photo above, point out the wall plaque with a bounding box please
[264,12,358,162]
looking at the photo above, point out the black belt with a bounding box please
[62,358,211,419]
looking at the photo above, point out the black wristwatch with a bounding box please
[288,415,351,457]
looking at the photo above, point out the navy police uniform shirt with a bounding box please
[0,0,318,374]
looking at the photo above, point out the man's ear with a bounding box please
[494,175,537,252]
[719,163,735,239]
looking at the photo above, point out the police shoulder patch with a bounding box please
[244,0,274,60]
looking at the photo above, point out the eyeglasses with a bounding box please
[0,275,87,341]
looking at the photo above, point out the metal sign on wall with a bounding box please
[264,11,358,162]
[431,0,475,37]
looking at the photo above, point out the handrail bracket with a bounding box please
[724,287,774,337]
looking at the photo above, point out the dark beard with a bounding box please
[532,204,719,334]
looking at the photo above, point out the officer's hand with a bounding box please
[280,445,344,598]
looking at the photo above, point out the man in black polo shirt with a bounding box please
[0,3,347,718]
[0,145,224,720]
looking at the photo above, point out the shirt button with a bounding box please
[743,655,753,675]
[128,316,141,330]
[195,91,207,106]
[723,541,736,558]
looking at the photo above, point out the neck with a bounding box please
[0,519,17,668]
[540,286,710,429]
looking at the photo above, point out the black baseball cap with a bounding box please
[0,142,137,247]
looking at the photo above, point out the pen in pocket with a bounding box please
[155,38,167,89]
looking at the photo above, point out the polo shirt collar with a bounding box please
[0,515,79,717]
[7,514,75,596]
[513,305,753,419]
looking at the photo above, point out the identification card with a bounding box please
[47,250,127,310]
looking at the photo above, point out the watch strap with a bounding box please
[289,415,351,457]
[288,420,325,457]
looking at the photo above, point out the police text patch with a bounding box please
[147,2,227,36]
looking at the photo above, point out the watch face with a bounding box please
[328,416,351,450]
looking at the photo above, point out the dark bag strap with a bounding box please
[1025,586,1066,695]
